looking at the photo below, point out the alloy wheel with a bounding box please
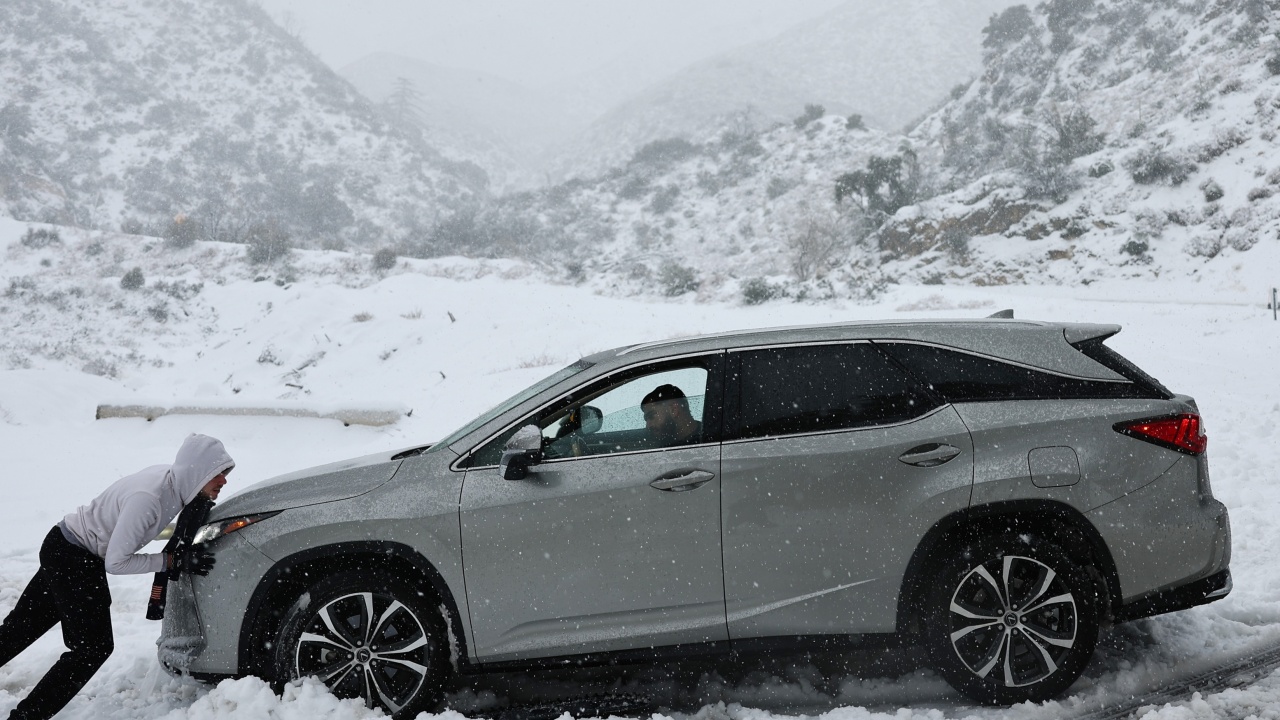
[294,591,432,714]
[947,554,1078,688]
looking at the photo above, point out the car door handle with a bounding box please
[650,470,715,492]
[898,443,962,467]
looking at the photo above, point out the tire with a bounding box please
[923,533,1100,705]
[272,569,451,718]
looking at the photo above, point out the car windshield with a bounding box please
[436,359,594,449]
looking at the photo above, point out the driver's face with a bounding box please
[643,401,675,435]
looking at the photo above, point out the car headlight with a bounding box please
[192,511,282,545]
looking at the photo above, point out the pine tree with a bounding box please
[384,77,424,130]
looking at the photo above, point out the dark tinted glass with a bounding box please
[734,344,935,439]
[1074,339,1172,399]
[876,342,1153,402]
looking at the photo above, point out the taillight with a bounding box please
[1114,413,1207,455]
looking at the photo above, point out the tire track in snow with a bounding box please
[1070,640,1280,720]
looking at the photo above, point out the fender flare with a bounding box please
[896,499,1122,633]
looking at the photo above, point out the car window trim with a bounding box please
[723,339,946,442]
[722,403,954,446]
[532,439,724,466]
[451,350,727,472]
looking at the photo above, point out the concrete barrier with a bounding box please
[95,400,410,427]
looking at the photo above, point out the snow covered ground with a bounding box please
[2,220,1279,719]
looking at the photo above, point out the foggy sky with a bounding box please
[255,0,848,89]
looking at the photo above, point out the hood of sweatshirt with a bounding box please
[171,434,235,504]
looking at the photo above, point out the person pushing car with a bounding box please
[0,433,233,720]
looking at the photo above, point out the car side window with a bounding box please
[730,343,936,440]
[875,342,1146,402]
[540,367,708,460]
[466,361,716,467]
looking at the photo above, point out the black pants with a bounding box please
[0,527,114,720]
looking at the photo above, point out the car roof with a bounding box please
[584,318,1125,382]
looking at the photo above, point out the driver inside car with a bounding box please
[640,383,702,447]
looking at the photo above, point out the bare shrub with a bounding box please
[245,221,292,265]
[786,203,867,282]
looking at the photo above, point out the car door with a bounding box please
[459,354,728,662]
[720,341,974,641]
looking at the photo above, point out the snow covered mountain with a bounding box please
[546,0,1015,182]
[0,0,482,248]
[460,0,1280,301]
[338,53,582,192]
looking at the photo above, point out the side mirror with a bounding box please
[578,405,603,435]
[500,425,543,481]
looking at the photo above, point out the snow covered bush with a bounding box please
[647,185,680,214]
[164,215,199,249]
[1201,178,1225,202]
[1125,145,1195,185]
[629,138,698,168]
[1046,106,1105,161]
[372,247,397,271]
[1011,126,1081,202]
[741,277,784,305]
[658,261,699,296]
[1045,0,1095,54]
[120,267,145,290]
[1121,238,1150,259]
[766,177,794,200]
[833,149,921,220]
[793,104,824,129]
[1185,234,1222,258]
[982,5,1035,51]
[20,227,60,248]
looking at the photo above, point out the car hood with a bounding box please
[209,450,404,520]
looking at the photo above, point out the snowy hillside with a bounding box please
[2,215,1280,720]
[548,0,1014,182]
[884,0,1280,286]
[0,0,482,248]
[461,0,1280,303]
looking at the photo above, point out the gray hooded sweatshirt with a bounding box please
[62,434,234,575]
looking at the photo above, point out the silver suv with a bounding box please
[158,318,1231,715]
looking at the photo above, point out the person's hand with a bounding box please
[171,546,216,576]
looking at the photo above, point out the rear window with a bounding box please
[730,343,938,440]
[875,342,1163,403]
[1072,339,1174,399]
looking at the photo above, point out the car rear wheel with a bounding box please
[273,569,449,718]
[924,533,1100,705]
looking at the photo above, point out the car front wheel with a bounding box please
[273,569,449,718]
[924,533,1100,705]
